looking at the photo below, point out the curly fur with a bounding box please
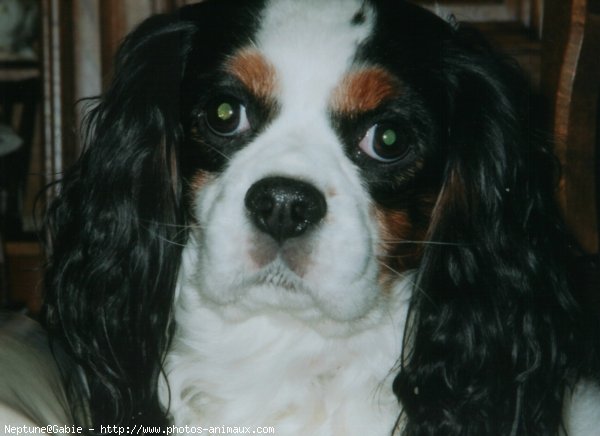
[391,28,600,435]
[40,1,599,435]
[42,15,196,428]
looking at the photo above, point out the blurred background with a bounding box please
[0,0,597,314]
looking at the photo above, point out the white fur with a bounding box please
[164,255,410,434]
[161,0,413,434]
[563,382,600,436]
[184,0,379,324]
[3,2,598,435]
[157,1,600,434]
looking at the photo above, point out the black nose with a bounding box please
[244,177,327,243]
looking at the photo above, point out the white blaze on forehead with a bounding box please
[255,0,375,114]
[187,0,384,324]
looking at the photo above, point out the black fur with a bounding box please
[43,14,195,429]
[369,3,600,435]
[41,1,599,435]
[43,2,270,431]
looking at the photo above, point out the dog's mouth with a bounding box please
[248,233,315,278]
[252,260,307,292]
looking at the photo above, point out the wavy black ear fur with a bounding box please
[41,1,599,434]
[42,14,197,430]
[393,23,600,436]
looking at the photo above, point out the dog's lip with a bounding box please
[252,260,306,291]
[249,233,313,277]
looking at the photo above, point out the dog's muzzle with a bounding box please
[244,177,327,243]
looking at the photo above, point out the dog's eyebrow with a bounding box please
[331,67,401,114]
[225,48,278,102]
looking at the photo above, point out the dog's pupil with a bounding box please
[381,129,397,147]
[375,126,403,160]
[206,98,241,135]
[217,102,235,121]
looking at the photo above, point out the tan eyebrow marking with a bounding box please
[331,67,401,114]
[225,49,278,101]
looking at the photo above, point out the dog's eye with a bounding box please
[204,97,250,136]
[358,124,409,163]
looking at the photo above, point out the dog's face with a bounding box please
[45,0,597,432]
[178,0,440,323]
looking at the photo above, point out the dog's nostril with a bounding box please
[245,177,327,243]
[255,196,275,216]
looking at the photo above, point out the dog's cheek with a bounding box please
[186,177,255,303]
[187,170,216,213]
[374,205,428,287]
[188,171,247,265]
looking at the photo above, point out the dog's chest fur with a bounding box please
[161,279,411,435]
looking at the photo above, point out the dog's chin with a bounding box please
[184,243,381,327]
[253,259,307,292]
[194,273,377,325]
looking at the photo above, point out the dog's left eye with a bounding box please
[204,97,250,137]
[358,123,409,163]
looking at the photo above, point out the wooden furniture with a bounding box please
[0,62,41,238]
[541,0,600,255]
[0,2,43,312]
[417,0,543,32]
[0,65,43,313]
[2,241,43,313]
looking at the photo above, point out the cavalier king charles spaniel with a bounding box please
[2,0,599,435]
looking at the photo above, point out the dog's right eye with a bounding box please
[358,123,410,163]
[204,97,250,137]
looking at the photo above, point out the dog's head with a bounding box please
[43,0,598,433]
[179,0,442,324]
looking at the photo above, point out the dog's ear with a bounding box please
[43,14,197,428]
[393,28,598,435]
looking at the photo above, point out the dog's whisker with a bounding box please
[377,261,434,305]
[140,225,189,247]
[137,220,467,249]
[137,219,222,232]
[378,239,468,246]
[138,220,192,229]
[377,261,410,279]
[141,221,207,231]
[155,235,187,248]
[375,253,419,259]
[206,143,232,161]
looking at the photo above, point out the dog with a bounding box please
[2,0,599,435]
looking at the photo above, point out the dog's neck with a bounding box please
[160,276,412,435]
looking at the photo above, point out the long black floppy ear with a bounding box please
[42,14,197,430]
[393,27,600,435]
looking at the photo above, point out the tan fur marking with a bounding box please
[375,195,435,288]
[226,49,277,100]
[427,167,466,242]
[376,207,415,273]
[331,67,401,114]
[189,170,214,194]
